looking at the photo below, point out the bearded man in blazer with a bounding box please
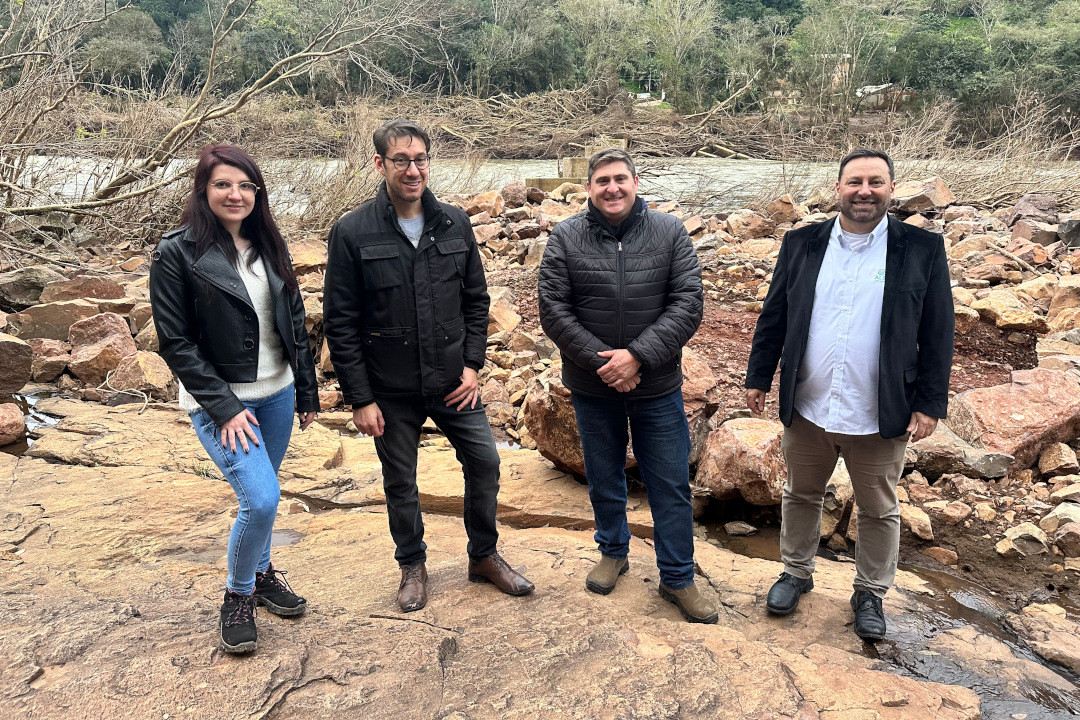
[744,148,954,642]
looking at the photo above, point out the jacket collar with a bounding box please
[191,241,254,309]
[376,182,446,230]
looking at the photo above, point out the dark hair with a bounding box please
[372,118,430,156]
[838,148,894,181]
[587,148,637,182]
[180,144,298,293]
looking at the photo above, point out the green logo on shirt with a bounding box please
[873,268,886,283]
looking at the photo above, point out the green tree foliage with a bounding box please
[85,9,173,88]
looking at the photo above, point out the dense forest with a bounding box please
[66,0,1079,130]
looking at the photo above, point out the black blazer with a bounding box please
[745,216,954,439]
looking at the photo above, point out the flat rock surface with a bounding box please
[3,400,1078,718]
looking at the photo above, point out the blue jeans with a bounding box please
[373,394,501,566]
[571,389,695,589]
[190,384,295,595]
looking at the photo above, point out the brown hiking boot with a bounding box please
[658,581,719,624]
[585,556,629,595]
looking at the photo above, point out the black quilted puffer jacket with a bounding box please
[538,204,703,400]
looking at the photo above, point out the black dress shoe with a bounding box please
[850,590,886,641]
[765,572,814,615]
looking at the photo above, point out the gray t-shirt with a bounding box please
[397,214,425,249]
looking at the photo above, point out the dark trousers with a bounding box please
[570,389,696,589]
[374,394,501,566]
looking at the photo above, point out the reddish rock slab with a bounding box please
[67,312,137,386]
[0,402,25,445]
[0,333,32,396]
[6,299,99,341]
[109,351,176,401]
[39,276,125,304]
[947,368,1080,470]
[695,418,785,505]
[27,337,70,383]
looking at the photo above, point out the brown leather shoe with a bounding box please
[397,563,427,612]
[468,553,535,596]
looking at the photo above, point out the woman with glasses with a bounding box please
[150,144,319,654]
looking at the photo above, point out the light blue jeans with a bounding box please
[190,384,294,595]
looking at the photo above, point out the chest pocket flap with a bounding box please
[359,243,401,289]
[434,237,468,277]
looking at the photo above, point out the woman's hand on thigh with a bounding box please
[221,409,260,453]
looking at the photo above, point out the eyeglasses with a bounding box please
[382,154,430,171]
[209,180,260,197]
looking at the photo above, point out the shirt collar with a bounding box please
[830,214,889,253]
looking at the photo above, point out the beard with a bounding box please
[839,196,888,226]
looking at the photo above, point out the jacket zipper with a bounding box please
[616,240,625,348]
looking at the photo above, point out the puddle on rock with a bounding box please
[1,389,60,456]
[270,528,306,547]
[705,523,1080,719]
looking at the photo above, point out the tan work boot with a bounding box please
[658,581,719,624]
[585,556,629,595]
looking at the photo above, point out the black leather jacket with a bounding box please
[149,227,320,425]
[539,205,703,399]
[323,184,489,407]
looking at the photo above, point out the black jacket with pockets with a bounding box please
[149,227,320,426]
[322,185,489,407]
[538,206,703,400]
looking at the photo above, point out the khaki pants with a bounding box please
[780,412,908,598]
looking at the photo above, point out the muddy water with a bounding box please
[707,526,1080,718]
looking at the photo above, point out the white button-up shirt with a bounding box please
[794,216,889,435]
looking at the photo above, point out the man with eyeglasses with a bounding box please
[323,118,534,613]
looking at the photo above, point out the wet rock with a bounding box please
[995,522,1049,557]
[696,418,784,505]
[1055,523,1080,557]
[0,333,32,396]
[1003,193,1058,227]
[0,266,66,310]
[1039,502,1080,534]
[900,503,934,540]
[948,368,1080,470]
[909,422,1012,480]
[724,521,757,536]
[27,337,69,382]
[892,177,956,213]
[109,351,176,401]
[5,299,99,341]
[1007,603,1080,675]
[67,312,137,386]
[0,402,25,446]
[38,276,125,304]
[920,546,959,566]
[1038,442,1079,476]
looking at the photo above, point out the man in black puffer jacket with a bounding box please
[539,148,716,623]
[324,119,534,613]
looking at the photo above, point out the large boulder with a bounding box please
[467,190,505,217]
[765,195,806,224]
[892,177,955,213]
[948,368,1080,470]
[0,402,25,446]
[0,266,66,310]
[26,337,69,382]
[38,276,125,304]
[109,351,177,401]
[67,312,137,386]
[723,209,776,240]
[499,182,528,208]
[1003,193,1058,227]
[695,418,785,505]
[5,299,99,341]
[971,290,1048,332]
[0,333,32,397]
[908,422,1013,480]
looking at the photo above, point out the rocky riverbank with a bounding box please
[3,179,1080,715]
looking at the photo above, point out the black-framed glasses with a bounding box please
[209,180,260,197]
[382,154,430,171]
